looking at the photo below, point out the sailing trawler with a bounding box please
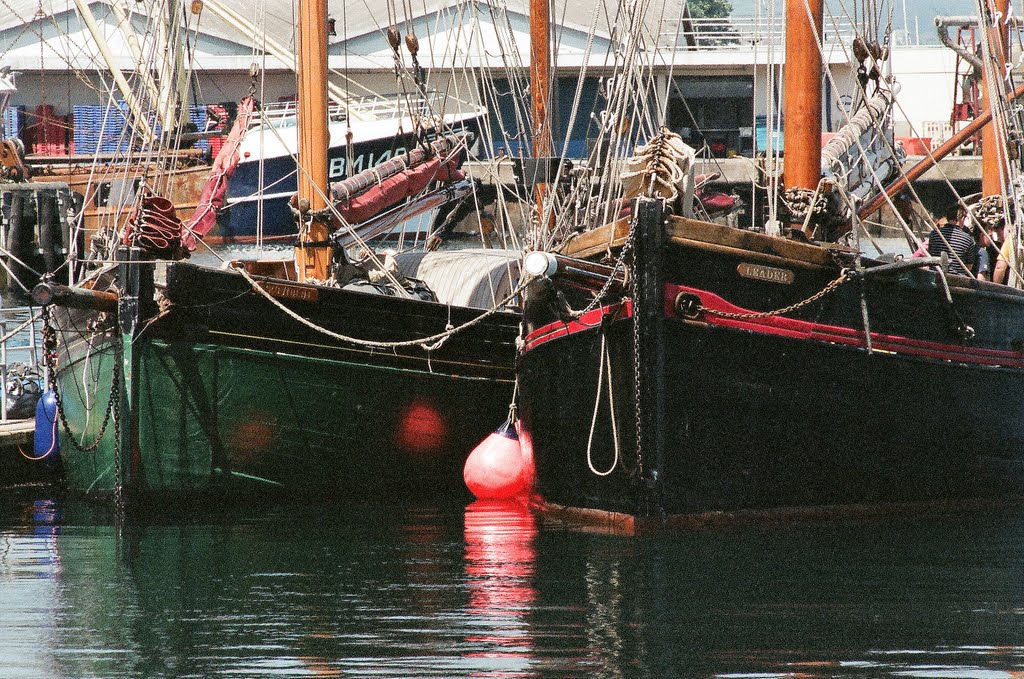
[515,0,1024,532]
[32,0,522,504]
[222,91,486,242]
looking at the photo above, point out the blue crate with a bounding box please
[72,104,130,153]
[3,105,25,140]
[71,102,213,153]
[190,105,209,151]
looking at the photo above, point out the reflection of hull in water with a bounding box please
[54,258,519,502]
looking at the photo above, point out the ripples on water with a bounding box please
[1,487,1023,679]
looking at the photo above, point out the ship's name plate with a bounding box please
[260,281,320,303]
[737,262,794,284]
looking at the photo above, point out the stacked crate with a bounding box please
[205,103,230,158]
[72,102,130,154]
[2,104,25,141]
[68,102,231,156]
[25,105,71,155]
[188,104,209,153]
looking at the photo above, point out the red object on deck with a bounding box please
[208,136,226,157]
[898,137,932,156]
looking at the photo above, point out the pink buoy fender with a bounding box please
[464,419,534,500]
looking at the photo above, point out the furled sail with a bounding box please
[182,96,258,249]
[324,135,467,226]
[820,88,905,202]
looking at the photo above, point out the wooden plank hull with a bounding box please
[53,263,519,501]
[518,214,1024,524]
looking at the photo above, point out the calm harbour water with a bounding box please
[1,485,1023,679]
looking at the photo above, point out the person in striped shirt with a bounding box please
[927,205,977,277]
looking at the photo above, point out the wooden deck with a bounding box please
[0,418,34,447]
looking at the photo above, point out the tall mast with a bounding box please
[155,0,189,137]
[783,0,823,231]
[295,0,332,280]
[530,0,552,225]
[981,0,1010,196]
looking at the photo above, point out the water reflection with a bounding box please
[0,498,63,679]
[1,491,1024,679]
[463,499,538,677]
[534,512,1024,679]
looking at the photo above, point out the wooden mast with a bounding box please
[783,0,823,232]
[981,0,1010,196]
[295,0,332,281]
[530,0,553,225]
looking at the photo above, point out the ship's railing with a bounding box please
[0,306,43,422]
[659,16,860,50]
[256,91,481,128]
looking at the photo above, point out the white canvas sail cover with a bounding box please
[821,88,905,202]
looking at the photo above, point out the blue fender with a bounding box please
[33,389,60,460]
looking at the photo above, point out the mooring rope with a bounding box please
[585,328,620,477]
[231,262,525,351]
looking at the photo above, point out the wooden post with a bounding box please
[295,0,332,281]
[631,198,666,520]
[530,0,553,228]
[783,0,823,227]
[982,0,1010,196]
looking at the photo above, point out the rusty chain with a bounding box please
[697,269,852,321]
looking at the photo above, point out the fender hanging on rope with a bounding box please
[463,415,534,500]
[31,389,60,461]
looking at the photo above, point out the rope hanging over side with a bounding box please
[232,263,524,351]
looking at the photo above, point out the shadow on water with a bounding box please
[1,484,1023,679]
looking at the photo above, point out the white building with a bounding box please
[0,0,966,157]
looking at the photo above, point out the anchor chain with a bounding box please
[41,305,120,454]
[691,269,852,321]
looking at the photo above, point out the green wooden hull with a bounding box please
[58,335,514,500]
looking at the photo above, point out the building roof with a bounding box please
[0,0,682,71]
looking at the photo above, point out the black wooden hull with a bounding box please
[518,214,1024,527]
[54,262,519,501]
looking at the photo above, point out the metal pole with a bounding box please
[2,320,9,422]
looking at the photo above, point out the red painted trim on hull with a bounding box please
[523,300,632,351]
[523,284,1024,369]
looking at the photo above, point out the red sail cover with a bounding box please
[325,135,466,226]
[334,156,464,225]
[182,96,257,250]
